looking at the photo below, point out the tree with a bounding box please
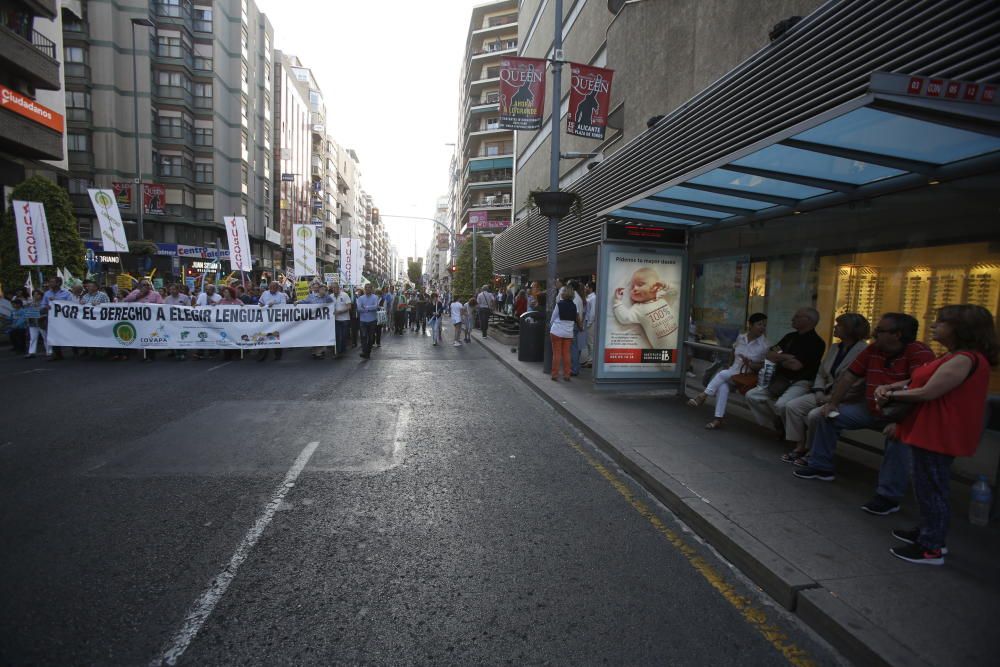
[0,176,84,292]
[407,260,423,288]
[452,233,493,301]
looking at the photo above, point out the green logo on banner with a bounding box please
[113,321,137,346]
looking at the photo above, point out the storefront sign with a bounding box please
[144,184,166,215]
[224,216,252,272]
[567,64,614,140]
[292,224,317,276]
[0,83,64,132]
[13,200,53,266]
[98,254,121,264]
[498,56,546,130]
[871,71,998,106]
[88,189,130,253]
[178,245,230,260]
[48,303,335,350]
[190,260,219,271]
[595,244,687,382]
[112,182,132,210]
[340,237,363,286]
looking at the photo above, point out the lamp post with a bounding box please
[130,17,154,241]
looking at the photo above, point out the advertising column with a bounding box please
[595,233,689,385]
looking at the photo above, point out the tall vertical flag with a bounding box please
[498,57,547,130]
[292,224,317,277]
[340,237,363,286]
[12,200,53,266]
[224,216,252,272]
[88,188,130,252]
[567,64,615,140]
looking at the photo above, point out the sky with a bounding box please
[256,0,481,262]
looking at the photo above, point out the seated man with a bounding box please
[794,313,935,516]
[745,308,826,438]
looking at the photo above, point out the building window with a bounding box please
[157,115,187,139]
[64,46,86,63]
[67,133,89,151]
[159,154,184,177]
[241,95,248,126]
[193,82,212,107]
[157,70,191,91]
[193,55,213,70]
[157,35,185,59]
[241,61,249,92]
[241,26,249,59]
[194,161,213,183]
[485,91,500,104]
[193,6,213,32]
[193,126,213,146]
[77,218,94,238]
[158,0,186,18]
[65,91,91,121]
[241,164,249,194]
[68,178,91,194]
[195,209,214,222]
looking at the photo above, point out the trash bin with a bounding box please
[518,311,545,362]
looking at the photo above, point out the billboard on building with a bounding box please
[498,57,546,130]
[468,211,488,229]
[144,184,166,215]
[595,244,686,381]
[112,182,132,210]
[567,64,614,140]
[436,233,450,250]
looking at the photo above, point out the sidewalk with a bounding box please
[476,335,1000,667]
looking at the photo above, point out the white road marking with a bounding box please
[205,361,232,372]
[153,440,320,666]
[391,404,410,466]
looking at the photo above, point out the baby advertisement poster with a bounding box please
[602,249,683,375]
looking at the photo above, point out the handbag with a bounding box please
[766,374,793,398]
[376,308,387,326]
[729,363,759,395]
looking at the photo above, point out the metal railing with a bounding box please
[31,30,56,59]
[486,14,517,27]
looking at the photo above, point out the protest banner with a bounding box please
[224,216,252,272]
[88,189,130,253]
[292,224,317,277]
[13,200,53,266]
[48,303,335,350]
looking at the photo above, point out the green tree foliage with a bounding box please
[0,176,84,293]
[407,260,423,288]
[452,233,493,302]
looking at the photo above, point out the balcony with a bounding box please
[153,84,194,108]
[469,195,511,209]
[66,108,93,124]
[474,13,517,33]
[63,62,90,82]
[0,110,62,160]
[156,123,192,144]
[0,24,61,90]
[68,150,95,170]
[155,1,193,31]
[158,163,194,182]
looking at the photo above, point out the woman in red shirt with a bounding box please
[874,305,997,565]
[514,289,528,317]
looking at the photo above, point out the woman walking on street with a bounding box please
[874,305,997,566]
[451,295,464,346]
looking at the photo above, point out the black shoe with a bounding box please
[793,466,835,481]
[360,353,370,359]
[861,495,900,516]
[892,528,948,554]
[890,543,944,566]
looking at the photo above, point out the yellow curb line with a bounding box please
[563,434,816,667]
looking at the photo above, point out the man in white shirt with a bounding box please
[331,284,352,357]
[257,281,287,361]
[475,285,496,338]
[569,280,587,376]
[581,282,598,368]
[195,284,222,306]
[450,296,465,347]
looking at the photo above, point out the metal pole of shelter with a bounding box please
[544,0,563,373]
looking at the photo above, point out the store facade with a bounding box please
[494,0,1000,387]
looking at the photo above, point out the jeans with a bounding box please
[551,334,572,378]
[911,446,953,549]
[478,307,491,336]
[334,320,348,355]
[360,321,377,355]
[570,329,586,374]
[806,401,912,500]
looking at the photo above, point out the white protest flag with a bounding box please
[25,272,34,294]
[12,200,53,266]
[224,216,252,272]
[292,224,317,277]
[339,237,363,286]
[88,189,130,253]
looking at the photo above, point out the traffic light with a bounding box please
[371,207,379,224]
[448,265,457,273]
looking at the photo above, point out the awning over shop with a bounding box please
[469,157,513,172]
[601,75,1000,229]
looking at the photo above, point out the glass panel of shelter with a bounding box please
[730,144,905,185]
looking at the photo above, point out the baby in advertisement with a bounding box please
[612,266,678,348]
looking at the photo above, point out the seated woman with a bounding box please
[688,313,768,429]
[780,312,870,464]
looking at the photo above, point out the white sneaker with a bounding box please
[453,341,462,346]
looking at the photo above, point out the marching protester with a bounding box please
[218,286,243,305]
[25,289,47,359]
[299,284,333,359]
[41,277,77,361]
[331,283,352,357]
[78,278,110,358]
[8,299,27,355]
[164,284,191,306]
[257,281,288,361]
[350,287,362,347]
[196,283,222,306]
[429,292,445,346]
[123,280,164,362]
[356,283,380,359]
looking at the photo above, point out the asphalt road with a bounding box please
[0,332,842,666]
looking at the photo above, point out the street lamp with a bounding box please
[130,17,154,242]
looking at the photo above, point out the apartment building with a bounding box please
[425,194,450,290]
[0,0,65,199]
[455,0,517,237]
[60,0,278,278]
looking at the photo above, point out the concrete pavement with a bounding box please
[476,334,1000,667]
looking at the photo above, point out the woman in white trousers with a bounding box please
[688,313,769,429]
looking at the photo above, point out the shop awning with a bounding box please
[600,76,1000,228]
